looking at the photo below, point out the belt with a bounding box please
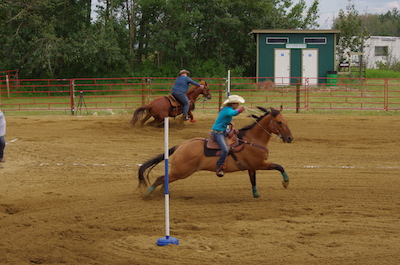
[211,130,225,134]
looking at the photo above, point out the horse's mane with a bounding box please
[239,107,280,134]
[188,80,206,93]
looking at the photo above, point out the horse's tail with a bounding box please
[138,145,179,188]
[130,105,151,125]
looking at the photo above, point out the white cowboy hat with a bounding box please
[222,95,245,106]
[178,69,190,75]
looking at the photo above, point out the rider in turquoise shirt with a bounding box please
[211,95,245,177]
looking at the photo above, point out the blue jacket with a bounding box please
[211,106,240,132]
[172,75,201,94]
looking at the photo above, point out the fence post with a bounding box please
[70,79,75,115]
[6,75,10,98]
[384,79,388,111]
[141,77,146,106]
[147,77,152,103]
[219,79,223,109]
[296,78,300,113]
[305,78,309,111]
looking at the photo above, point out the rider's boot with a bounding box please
[216,163,226,177]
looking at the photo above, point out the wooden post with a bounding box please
[296,78,300,113]
[218,79,223,110]
[6,75,10,98]
[70,79,75,115]
[141,77,146,106]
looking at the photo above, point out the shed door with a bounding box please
[302,49,318,85]
[274,49,290,85]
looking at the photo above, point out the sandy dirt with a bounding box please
[0,111,399,265]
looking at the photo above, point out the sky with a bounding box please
[302,0,400,28]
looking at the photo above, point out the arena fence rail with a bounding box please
[0,76,399,113]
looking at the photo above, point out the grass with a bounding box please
[366,69,400,79]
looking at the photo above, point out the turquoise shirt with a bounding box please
[211,106,240,131]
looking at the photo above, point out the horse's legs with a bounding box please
[148,117,164,127]
[272,164,289,188]
[248,169,260,198]
[260,162,289,189]
[188,110,195,122]
[145,175,165,196]
[145,162,197,197]
[140,113,152,126]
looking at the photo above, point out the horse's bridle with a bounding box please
[193,84,210,101]
[244,108,282,140]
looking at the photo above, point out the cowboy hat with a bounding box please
[178,69,190,75]
[222,95,245,106]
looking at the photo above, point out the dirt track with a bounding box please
[0,111,399,264]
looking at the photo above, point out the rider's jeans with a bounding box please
[172,92,189,118]
[211,130,229,168]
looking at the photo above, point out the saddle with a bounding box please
[165,94,182,117]
[204,130,244,157]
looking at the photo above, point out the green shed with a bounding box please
[251,29,340,85]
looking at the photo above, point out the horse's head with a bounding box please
[240,106,293,143]
[267,106,293,143]
[200,81,212,100]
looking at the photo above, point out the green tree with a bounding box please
[133,0,320,77]
[0,0,320,78]
[332,0,369,64]
[359,9,400,36]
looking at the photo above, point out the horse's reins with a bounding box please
[243,107,282,141]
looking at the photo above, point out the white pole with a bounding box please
[164,117,170,238]
[156,117,179,246]
[227,70,231,98]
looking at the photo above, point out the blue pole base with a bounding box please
[157,236,179,246]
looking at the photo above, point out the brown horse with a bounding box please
[130,80,211,126]
[138,106,293,198]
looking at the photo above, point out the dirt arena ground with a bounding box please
[0,110,399,265]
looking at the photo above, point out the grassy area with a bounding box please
[366,69,400,78]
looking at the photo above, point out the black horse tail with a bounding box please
[130,105,151,125]
[138,145,179,188]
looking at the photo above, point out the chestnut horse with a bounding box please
[130,80,211,126]
[138,106,293,198]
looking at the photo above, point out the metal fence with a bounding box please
[0,76,399,114]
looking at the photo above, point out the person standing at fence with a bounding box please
[172,69,204,121]
[0,110,6,162]
[210,95,245,177]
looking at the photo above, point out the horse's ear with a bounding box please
[270,107,281,117]
[280,105,283,112]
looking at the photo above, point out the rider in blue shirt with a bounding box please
[211,95,245,177]
[172,70,204,121]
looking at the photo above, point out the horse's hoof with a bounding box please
[252,186,260,198]
[190,119,196,123]
[282,180,289,189]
